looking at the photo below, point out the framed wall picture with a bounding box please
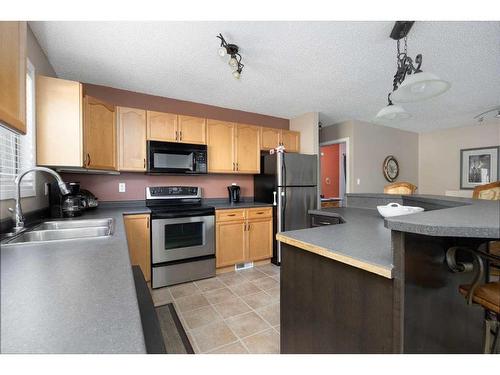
[460,146,500,189]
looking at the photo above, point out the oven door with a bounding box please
[151,215,214,264]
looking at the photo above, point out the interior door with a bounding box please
[83,95,116,170]
[235,124,260,173]
[282,186,317,231]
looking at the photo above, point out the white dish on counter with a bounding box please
[377,202,424,218]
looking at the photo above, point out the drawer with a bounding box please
[247,207,272,220]
[310,214,341,227]
[216,209,246,222]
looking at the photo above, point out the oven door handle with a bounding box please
[151,210,215,219]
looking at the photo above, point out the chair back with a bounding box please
[384,182,417,195]
[472,181,500,200]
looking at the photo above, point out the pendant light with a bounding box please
[375,21,450,122]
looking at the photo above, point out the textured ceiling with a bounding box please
[29,21,500,132]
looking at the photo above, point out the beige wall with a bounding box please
[290,112,319,155]
[419,122,500,195]
[321,120,419,194]
[0,25,57,221]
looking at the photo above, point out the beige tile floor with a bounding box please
[151,263,280,354]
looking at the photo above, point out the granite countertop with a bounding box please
[277,207,393,279]
[0,205,151,354]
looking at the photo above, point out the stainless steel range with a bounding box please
[146,186,215,288]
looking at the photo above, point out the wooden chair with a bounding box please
[383,182,417,195]
[473,181,500,200]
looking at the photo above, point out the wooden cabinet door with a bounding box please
[235,124,261,173]
[146,110,177,142]
[178,115,206,144]
[118,107,146,171]
[36,76,83,167]
[216,220,246,268]
[83,95,117,170]
[281,130,300,153]
[207,119,235,173]
[124,214,151,282]
[247,218,273,262]
[0,21,26,134]
[261,127,281,150]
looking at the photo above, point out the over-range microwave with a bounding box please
[147,141,208,174]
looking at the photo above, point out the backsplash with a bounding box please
[61,173,254,201]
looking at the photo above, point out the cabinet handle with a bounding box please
[236,162,239,171]
[228,214,236,217]
[256,211,264,215]
[248,223,251,231]
[85,153,91,167]
[233,162,235,171]
[179,131,182,141]
[147,217,150,228]
[175,130,178,140]
[143,158,146,168]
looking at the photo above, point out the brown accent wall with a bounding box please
[61,173,254,202]
[83,83,289,129]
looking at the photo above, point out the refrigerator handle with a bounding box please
[273,191,277,206]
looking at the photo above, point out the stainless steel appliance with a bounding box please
[227,183,241,203]
[147,141,207,174]
[254,152,318,264]
[147,186,215,288]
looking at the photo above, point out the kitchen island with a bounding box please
[277,193,499,354]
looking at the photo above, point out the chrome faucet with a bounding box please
[9,166,70,232]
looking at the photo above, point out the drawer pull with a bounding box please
[256,212,264,214]
[227,214,236,216]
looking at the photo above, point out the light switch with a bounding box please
[356,178,361,185]
[119,182,126,193]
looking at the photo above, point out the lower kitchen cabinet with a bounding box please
[124,214,151,282]
[215,207,273,268]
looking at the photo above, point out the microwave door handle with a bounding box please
[192,153,196,171]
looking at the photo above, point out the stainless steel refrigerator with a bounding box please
[254,152,318,264]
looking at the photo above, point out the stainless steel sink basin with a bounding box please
[3,218,114,245]
[33,218,113,231]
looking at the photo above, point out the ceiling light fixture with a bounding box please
[473,106,500,124]
[375,21,450,122]
[217,33,244,79]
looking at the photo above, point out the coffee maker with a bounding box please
[227,183,241,203]
[49,182,85,218]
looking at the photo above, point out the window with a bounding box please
[0,59,36,200]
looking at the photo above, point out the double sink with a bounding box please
[2,218,114,246]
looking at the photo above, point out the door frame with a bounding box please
[319,137,351,203]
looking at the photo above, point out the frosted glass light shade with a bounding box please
[228,57,238,67]
[375,104,411,121]
[218,47,227,57]
[391,72,450,103]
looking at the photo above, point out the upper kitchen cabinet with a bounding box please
[83,95,117,170]
[37,76,83,167]
[261,127,281,151]
[281,130,300,153]
[118,106,146,171]
[178,115,206,144]
[146,110,177,142]
[235,124,261,173]
[207,119,235,173]
[0,21,27,134]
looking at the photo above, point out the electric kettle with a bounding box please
[227,183,241,203]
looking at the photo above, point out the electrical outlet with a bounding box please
[119,182,126,193]
[356,178,361,185]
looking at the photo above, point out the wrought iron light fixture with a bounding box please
[473,106,500,123]
[217,33,244,79]
[375,21,451,122]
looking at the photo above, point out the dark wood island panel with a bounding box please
[280,243,400,353]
